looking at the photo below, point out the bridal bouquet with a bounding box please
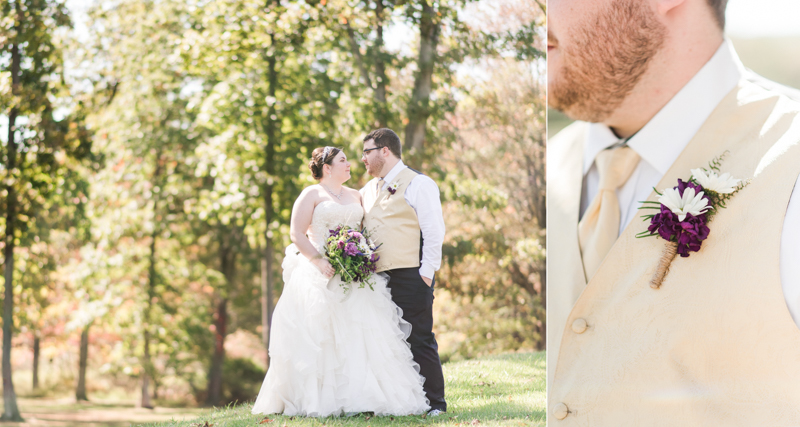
[325,225,381,292]
[637,151,748,288]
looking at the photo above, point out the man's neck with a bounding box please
[604,17,723,138]
[379,158,401,178]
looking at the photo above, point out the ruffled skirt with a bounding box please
[251,245,429,417]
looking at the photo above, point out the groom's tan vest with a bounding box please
[548,80,800,426]
[362,167,421,273]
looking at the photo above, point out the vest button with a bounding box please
[552,402,569,420]
[571,318,588,334]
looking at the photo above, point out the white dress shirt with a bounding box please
[580,39,800,327]
[372,160,445,280]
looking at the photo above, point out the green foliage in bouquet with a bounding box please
[324,225,381,293]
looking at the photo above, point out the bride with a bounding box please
[251,146,430,417]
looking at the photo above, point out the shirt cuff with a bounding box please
[419,264,435,280]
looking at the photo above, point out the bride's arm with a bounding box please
[290,189,335,278]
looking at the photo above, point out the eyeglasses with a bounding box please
[362,147,382,156]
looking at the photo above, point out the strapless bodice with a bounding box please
[307,201,364,250]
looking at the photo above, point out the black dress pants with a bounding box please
[385,267,446,412]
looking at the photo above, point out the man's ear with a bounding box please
[655,0,686,16]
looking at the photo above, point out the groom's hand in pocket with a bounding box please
[421,275,432,287]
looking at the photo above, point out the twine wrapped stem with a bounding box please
[650,241,679,289]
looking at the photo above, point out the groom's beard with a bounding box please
[366,155,385,178]
[549,0,666,123]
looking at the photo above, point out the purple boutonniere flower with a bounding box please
[646,179,711,257]
[387,181,400,195]
[637,151,748,289]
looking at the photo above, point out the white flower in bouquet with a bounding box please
[358,236,371,254]
[690,168,741,194]
[658,187,712,221]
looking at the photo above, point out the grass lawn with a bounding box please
[140,351,545,427]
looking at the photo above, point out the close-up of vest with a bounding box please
[548,81,800,425]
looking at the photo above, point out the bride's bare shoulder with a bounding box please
[343,186,362,201]
[295,185,325,203]
[342,186,360,195]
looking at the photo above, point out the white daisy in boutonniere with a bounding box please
[387,181,400,195]
[657,186,712,222]
[637,151,749,289]
[690,168,742,194]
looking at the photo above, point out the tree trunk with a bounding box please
[404,0,440,159]
[76,326,89,401]
[373,0,389,128]
[32,335,40,390]
[2,142,22,421]
[2,23,23,422]
[140,232,156,409]
[261,20,279,369]
[205,298,228,406]
[206,231,236,407]
[261,255,273,369]
[530,140,546,350]
[537,267,546,351]
[140,154,163,409]
[141,330,152,408]
[346,24,374,90]
[345,0,389,129]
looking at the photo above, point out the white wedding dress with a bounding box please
[252,201,430,417]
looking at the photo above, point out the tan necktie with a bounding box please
[375,177,384,195]
[578,146,641,280]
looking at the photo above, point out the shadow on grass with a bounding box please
[11,418,132,427]
[22,401,139,412]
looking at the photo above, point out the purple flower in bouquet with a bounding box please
[325,225,382,293]
[344,242,360,256]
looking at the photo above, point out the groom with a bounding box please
[548,0,800,424]
[359,128,447,415]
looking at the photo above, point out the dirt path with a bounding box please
[0,398,209,427]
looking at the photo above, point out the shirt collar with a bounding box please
[381,159,406,184]
[584,39,746,176]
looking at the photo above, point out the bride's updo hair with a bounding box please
[309,146,342,180]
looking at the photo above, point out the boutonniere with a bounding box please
[637,151,749,289]
[387,181,400,195]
